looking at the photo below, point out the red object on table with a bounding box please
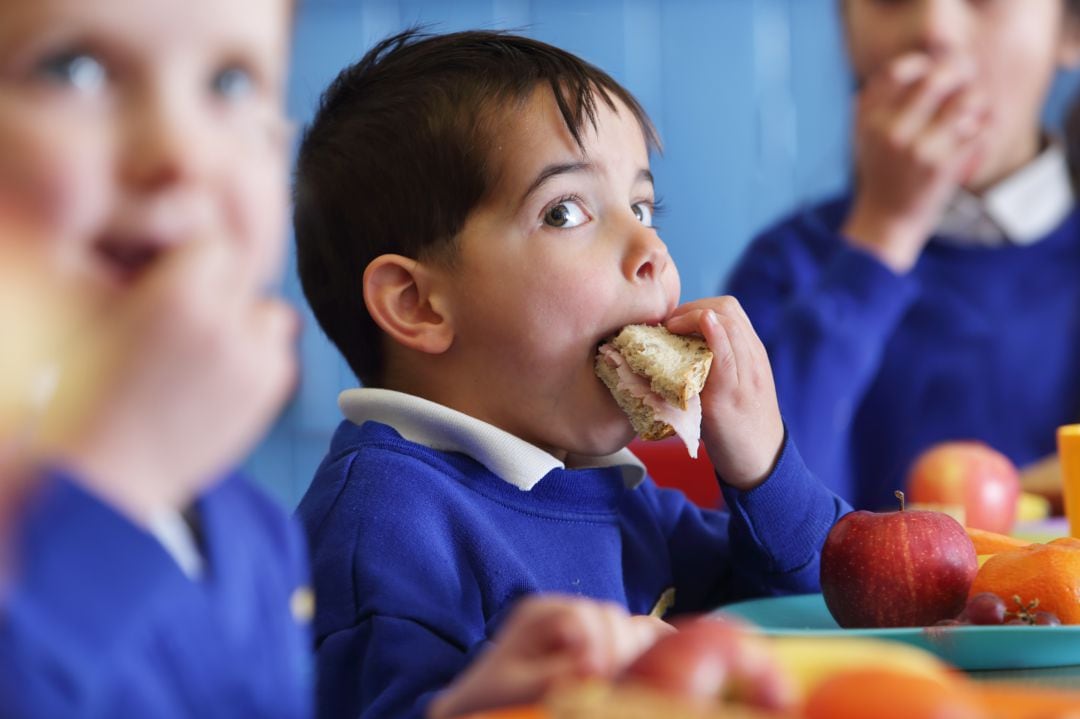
[628,438,722,509]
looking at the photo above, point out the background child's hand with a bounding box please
[427,596,672,719]
[46,237,298,525]
[666,297,784,491]
[842,53,990,272]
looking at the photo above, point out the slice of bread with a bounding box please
[594,325,713,445]
[608,324,712,410]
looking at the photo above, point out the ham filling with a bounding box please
[599,344,702,458]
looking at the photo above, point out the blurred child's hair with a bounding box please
[293,29,659,386]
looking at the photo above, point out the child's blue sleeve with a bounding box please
[647,432,850,611]
[725,212,919,501]
[719,431,852,599]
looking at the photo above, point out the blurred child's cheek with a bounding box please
[0,130,107,261]
[223,114,291,287]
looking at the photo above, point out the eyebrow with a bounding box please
[520,163,655,204]
[521,162,591,203]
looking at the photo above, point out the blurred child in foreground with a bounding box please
[0,1,311,715]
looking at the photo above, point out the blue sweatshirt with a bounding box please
[298,405,848,719]
[1,471,314,719]
[725,196,1080,510]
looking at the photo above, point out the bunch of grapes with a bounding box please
[935,593,1061,626]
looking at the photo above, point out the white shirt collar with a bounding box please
[937,141,1073,247]
[338,387,646,492]
[147,508,204,580]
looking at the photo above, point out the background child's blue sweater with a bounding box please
[1,472,313,719]
[726,197,1080,510]
[298,419,848,719]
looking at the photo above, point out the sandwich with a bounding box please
[595,324,713,458]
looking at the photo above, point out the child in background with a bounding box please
[0,1,312,715]
[726,0,1080,510]
[293,29,849,719]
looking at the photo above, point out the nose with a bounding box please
[622,221,672,284]
[908,0,967,60]
[120,86,209,191]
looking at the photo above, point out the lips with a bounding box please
[95,237,166,284]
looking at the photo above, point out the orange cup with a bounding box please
[1057,424,1080,538]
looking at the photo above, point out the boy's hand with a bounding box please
[46,236,298,526]
[843,53,991,273]
[666,298,783,491]
[427,596,672,719]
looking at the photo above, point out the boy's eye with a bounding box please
[211,65,254,99]
[632,202,654,228]
[36,52,106,93]
[543,199,589,228]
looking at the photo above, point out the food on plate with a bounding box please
[968,538,1080,624]
[820,491,978,628]
[800,668,985,719]
[1016,491,1051,523]
[595,324,712,457]
[906,441,1021,534]
[964,527,1031,555]
[617,615,793,711]
[544,682,792,719]
[766,635,951,704]
[933,591,1062,627]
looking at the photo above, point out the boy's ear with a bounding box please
[363,254,453,356]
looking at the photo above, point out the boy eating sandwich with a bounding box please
[293,29,851,719]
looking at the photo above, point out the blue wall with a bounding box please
[246,0,1080,508]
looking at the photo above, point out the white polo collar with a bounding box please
[338,387,646,492]
[937,141,1072,247]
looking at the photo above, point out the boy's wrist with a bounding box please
[841,204,930,274]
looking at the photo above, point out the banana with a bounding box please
[767,635,952,702]
[1016,492,1051,523]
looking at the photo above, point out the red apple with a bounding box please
[906,441,1020,534]
[820,492,978,628]
[618,616,794,711]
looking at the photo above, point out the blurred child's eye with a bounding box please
[36,52,106,93]
[632,202,654,228]
[211,65,254,99]
[543,199,589,229]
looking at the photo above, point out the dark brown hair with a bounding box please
[293,29,659,386]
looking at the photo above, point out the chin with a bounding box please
[568,414,637,458]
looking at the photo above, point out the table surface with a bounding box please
[968,665,1080,690]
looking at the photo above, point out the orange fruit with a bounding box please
[969,540,1080,624]
[964,527,1031,555]
[974,683,1080,719]
[802,669,985,719]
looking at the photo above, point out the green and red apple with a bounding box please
[906,441,1021,534]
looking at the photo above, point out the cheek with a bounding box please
[844,12,900,81]
[0,110,109,246]
[224,153,289,283]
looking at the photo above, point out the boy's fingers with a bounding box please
[885,64,974,146]
[914,100,989,179]
[701,310,738,389]
[860,52,932,111]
